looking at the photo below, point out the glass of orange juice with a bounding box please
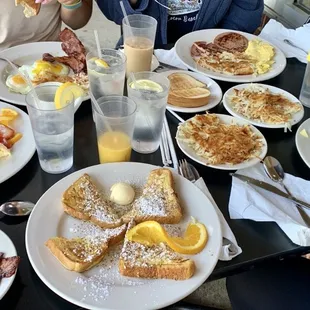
[91,95,137,163]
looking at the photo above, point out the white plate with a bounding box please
[159,70,222,113]
[0,102,36,183]
[176,114,268,170]
[223,84,304,128]
[0,230,18,300]
[25,163,222,310]
[175,29,287,83]
[296,118,310,168]
[0,42,89,106]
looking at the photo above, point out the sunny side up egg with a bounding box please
[5,60,70,94]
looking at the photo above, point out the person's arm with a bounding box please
[96,0,149,25]
[60,0,93,30]
[219,0,264,33]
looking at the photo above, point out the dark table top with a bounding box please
[1,58,310,309]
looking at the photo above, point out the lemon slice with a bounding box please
[95,58,109,68]
[126,219,208,255]
[130,79,163,92]
[54,82,85,109]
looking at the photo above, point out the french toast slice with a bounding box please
[122,168,182,224]
[15,0,41,18]
[46,224,127,272]
[62,174,122,228]
[119,221,195,280]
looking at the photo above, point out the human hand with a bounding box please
[35,0,80,4]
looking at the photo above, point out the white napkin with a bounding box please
[259,19,310,63]
[195,178,242,261]
[229,164,310,246]
[154,47,188,70]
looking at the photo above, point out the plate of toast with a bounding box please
[25,163,222,310]
[175,29,286,83]
[160,70,222,113]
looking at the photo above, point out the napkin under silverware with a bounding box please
[154,47,188,70]
[229,164,310,246]
[195,178,242,261]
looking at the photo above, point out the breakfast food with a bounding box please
[122,168,182,224]
[0,252,20,279]
[0,108,23,158]
[177,113,264,165]
[110,183,135,206]
[62,174,122,228]
[15,0,40,18]
[168,73,211,108]
[45,224,127,272]
[229,85,302,126]
[191,32,275,76]
[119,221,196,280]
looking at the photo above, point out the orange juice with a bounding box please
[97,131,131,163]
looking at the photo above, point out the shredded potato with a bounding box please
[229,85,302,125]
[177,113,264,165]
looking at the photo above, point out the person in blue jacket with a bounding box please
[96,0,264,45]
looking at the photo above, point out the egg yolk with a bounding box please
[12,74,26,85]
[32,60,63,76]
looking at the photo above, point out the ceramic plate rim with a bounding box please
[175,29,287,83]
[159,70,223,113]
[0,101,36,183]
[25,162,222,310]
[296,118,310,169]
[223,83,304,128]
[0,230,18,300]
[176,114,268,170]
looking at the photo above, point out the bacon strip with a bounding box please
[0,256,20,278]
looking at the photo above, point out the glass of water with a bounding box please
[127,71,170,154]
[26,85,75,174]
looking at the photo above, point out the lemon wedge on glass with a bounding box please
[126,219,208,255]
[54,82,85,110]
[130,79,163,92]
[95,58,109,68]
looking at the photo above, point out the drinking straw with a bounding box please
[94,30,102,59]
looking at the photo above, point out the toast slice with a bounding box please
[122,168,182,224]
[168,73,210,108]
[119,221,195,280]
[15,0,41,18]
[62,174,122,228]
[46,224,127,272]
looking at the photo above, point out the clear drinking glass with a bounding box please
[91,94,137,163]
[122,14,157,76]
[127,71,170,154]
[87,49,126,99]
[26,85,75,174]
[300,53,310,107]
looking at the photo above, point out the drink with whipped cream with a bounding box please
[122,15,157,76]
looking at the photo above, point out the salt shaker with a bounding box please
[300,53,310,107]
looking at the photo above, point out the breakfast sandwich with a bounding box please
[15,0,41,18]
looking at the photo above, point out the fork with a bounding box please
[0,57,21,69]
[178,159,196,182]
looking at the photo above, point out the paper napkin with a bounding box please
[154,47,188,70]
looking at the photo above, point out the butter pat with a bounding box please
[110,182,135,205]
[300,129,309,138]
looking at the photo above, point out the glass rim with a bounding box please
[122,15,157,30]
[127,71,170,87]
[86,48,127,67]
[25,85,75,112]
[91,94,137,120]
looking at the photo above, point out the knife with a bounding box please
[230,173,310,211]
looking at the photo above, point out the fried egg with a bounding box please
[5,60,70,94]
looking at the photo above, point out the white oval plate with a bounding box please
[223,83,304,128]
[159,70,222,113]
[25,162,222,310]
[176,114,268,170]
[0,230,18,300]
[0,42,89,106]
[0,101,36,184]
[175,29,286,83]
[296,118,310,169]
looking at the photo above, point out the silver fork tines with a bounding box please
[179,159,195,182]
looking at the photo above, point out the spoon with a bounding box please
[283,39,308,55]
[0,201,35,216]
[263,156,310,227]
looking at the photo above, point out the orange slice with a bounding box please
[126,219,208,255]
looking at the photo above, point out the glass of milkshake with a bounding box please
[122,15,157,76]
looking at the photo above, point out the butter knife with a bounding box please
[230,173,310,211]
